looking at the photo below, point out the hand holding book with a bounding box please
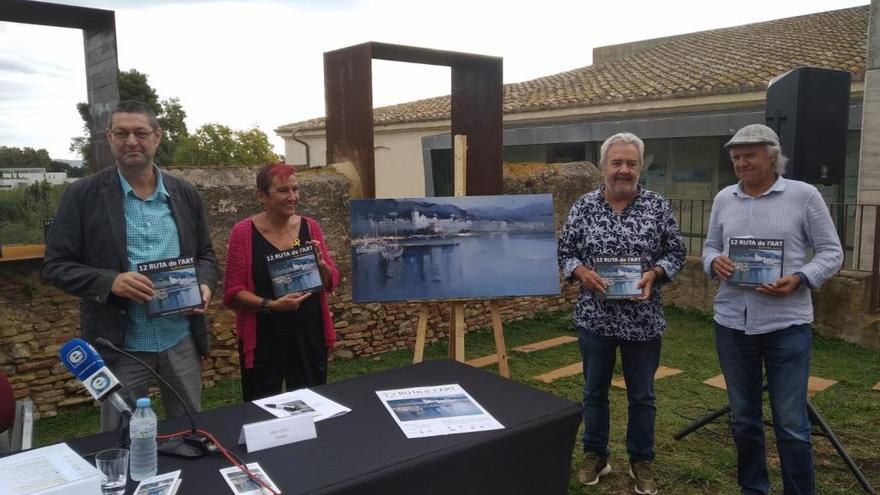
[634,266,664,301]
[573,265,608,294]
[111,271,155,303]
[756,274,802,297]
[182,284,212,315]
[308,239,332,288]
[268,291,312,312]
[711,255,735,280]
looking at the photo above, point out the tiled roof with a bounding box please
[277,5,868,133]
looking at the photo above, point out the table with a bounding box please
[69,360,582,494]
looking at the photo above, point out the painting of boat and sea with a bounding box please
[349,194,561,303]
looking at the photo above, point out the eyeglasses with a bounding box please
[108,128,157,141]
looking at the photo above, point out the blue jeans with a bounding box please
[578,329,661,460]
[715,323,814,495]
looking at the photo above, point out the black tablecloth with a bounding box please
[69,359,581,495]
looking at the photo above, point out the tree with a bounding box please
[173,123,278,166]
[47,160,87,178]
[157,97,188,166]
[0,146,52,169]
[70,69,189,168]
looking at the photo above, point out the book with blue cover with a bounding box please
[137,256,202,318]
[728,238,784,287]
[595,256,642,299]
[265,244,324,298]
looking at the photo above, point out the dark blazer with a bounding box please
[41,165,219,356]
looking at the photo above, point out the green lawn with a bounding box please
[35,307,880,494]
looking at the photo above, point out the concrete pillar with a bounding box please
[856,0,880,269]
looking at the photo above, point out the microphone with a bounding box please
[59,338,133,419]
[94,338,211,459]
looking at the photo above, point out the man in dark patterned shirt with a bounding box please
[558,132,686,495]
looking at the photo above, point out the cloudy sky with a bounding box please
[0,0,869,161]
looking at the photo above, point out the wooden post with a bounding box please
[454,134,468,197]
[490,301,510,378]
[446,134,468,362]
[412,303,430,364]
[449,303,466,362]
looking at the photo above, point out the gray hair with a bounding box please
[768,144,788,174]
[599,132,644,169]
[107,99,160,130]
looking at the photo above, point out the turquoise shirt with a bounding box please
[118,167,190,352]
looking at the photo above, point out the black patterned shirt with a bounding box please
[558,185,686,340]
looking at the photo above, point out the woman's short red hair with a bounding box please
[256,163,296,194]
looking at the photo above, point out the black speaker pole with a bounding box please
[806,401,876,495]
[673,403,730,440]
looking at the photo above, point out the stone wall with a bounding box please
[0,162,598,416]
[663,258,880,350]
[5,162,877,417]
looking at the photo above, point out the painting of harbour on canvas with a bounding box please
[350,194,560,303]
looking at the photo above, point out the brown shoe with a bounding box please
[578,451,610,485]
[629,460,658,494]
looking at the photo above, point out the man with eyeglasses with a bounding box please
[42,99,218,432]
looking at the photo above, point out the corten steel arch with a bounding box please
[2,0,120,171]
[324,42,503,198]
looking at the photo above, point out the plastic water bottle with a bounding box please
[129,397,158,481]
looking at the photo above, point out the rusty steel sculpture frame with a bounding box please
[2,0,120,171]
[324,42,503,198]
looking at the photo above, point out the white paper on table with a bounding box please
[253,388,351,422]
[219,462,280,495]
[375,383,504,439]
[0,443,102,495]
[133,469,182,495]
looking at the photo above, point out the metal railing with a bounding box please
[668,199,880,272]
[668,199,880,311]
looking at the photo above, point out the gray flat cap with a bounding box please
[724,124,780,148]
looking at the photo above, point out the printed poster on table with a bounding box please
[375,384,504,439]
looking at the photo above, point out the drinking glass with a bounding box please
[94,448,129,495]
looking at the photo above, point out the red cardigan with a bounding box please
[222,216,339,369]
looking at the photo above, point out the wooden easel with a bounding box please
[411,135,510,378]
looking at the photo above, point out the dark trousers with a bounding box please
[578,329,661,460]
[240,324,327,402]
[715,323,814,495]
[101,335,202,432]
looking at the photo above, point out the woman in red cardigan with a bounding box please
[223,164,339,401]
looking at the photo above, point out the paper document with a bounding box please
[376,383,504,439]
[133,469,182,495]
[253,388,351,422]
[0,443,101,495]
[219,463,280,495]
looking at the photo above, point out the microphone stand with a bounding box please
[95,338,211,459]
[111,396,132,449]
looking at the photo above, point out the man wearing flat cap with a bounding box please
[702,124,843,495]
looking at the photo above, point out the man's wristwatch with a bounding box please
[259,298,273,314]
